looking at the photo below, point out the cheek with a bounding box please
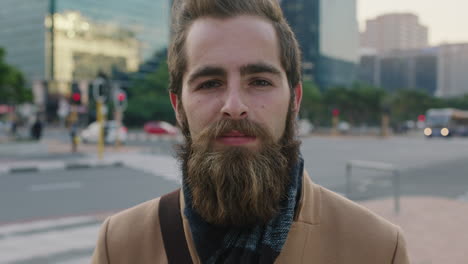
[254,95,289,137]
[183,95,220,134]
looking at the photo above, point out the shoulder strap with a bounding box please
[159,189,194,264]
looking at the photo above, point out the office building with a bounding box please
[361,13,428,54]
[436,43,468,97]
[0,0,170,86]
[281,0,359,89]
[359,43,468,97]
[359,48,438,95]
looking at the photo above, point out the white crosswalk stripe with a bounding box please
[0,216,102,264]
[0,216,96,237]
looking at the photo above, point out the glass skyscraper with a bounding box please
[280,0,359,89]
[0,0,170,85]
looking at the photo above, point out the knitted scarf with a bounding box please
[182,157,304,264]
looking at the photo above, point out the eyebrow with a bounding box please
[187,66,227,85]
[240,63,282,76]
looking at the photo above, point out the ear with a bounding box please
[292,82,302,114]
[170,92,181,123]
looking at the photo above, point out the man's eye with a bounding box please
[251,79,272,87]
[198,80,221,90]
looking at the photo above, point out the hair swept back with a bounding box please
[168,0,302,96]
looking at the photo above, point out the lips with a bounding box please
[222,130,248,137]
[217,130,256,146]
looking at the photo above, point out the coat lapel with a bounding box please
[276,171,323,263]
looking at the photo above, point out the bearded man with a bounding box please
[92,0,410,263]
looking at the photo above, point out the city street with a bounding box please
[1,133,468,263]
[301,135,468,200]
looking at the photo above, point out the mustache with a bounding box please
[193,118,272,144]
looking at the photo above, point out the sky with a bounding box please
[358,0,468,45]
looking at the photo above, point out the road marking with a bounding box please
[0,216,101,263]
[98,152,182,183]
[0,225,99,263]
[0,216,96,237]
[29,182,82,192]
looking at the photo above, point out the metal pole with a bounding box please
[114,109,122,148]
[332,115,339,136]
[381,113,390,138]
[69,107,78,153]
[393,171,400,214]
[346,163,352,198]
[96,100,104,160]
[49,0,55,81]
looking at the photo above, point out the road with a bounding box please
[300,136,468,200]
[1,134,468,263]
[0,166,179,263]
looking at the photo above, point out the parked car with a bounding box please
[143,121,179,135]
[298,119,314,136]
[81,121,128,144]
[338,121,350,134]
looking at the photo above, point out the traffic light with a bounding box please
[114,89,127,110]
[117,92,126,103]
[70,82,81,105]
[332,108,340,117]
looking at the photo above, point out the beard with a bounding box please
[176,104,300,227]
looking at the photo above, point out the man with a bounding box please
[92,0,410,263]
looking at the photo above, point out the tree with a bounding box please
[300,80,323,123]
[322,83,387,126]
[0,47,31,104]
[124,51,175,127]
[323,86,353,124]
[349,82,387,125]
[390,89,434,122]
[445,94,468,110]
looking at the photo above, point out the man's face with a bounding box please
[171,15,302,148]
[171,15,302,226]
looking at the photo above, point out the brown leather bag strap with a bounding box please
[159,189,193,264]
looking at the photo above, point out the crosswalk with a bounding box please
[126,132,183,143]
[0,216,104,264]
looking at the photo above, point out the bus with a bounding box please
[424,108,468,137]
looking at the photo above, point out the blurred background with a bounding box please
[0,0,467,263]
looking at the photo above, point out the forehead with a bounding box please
[184,15,282,74]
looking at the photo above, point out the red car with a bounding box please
[143,121,179,135]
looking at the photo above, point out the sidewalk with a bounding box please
[359,196,468,264]
[0,139,181,183]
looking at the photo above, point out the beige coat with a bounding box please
[92,172,409,263]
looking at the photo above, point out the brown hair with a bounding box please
[168,0,302,97]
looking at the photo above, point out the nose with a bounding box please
[220,86,248,120]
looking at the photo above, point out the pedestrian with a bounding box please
[92,0,409,263]
[30,118,43,140]
[10,119,17,138]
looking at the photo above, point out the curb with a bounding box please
[3,161,124,175]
